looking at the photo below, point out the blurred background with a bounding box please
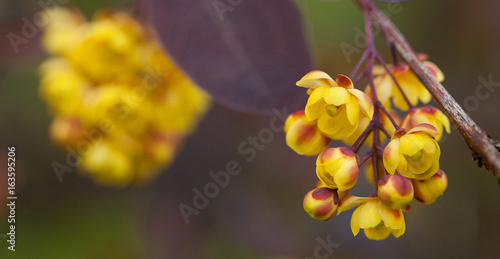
[1,0,500,258]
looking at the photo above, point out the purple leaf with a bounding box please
[145,0,313,114]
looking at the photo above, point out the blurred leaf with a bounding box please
[145,0,312,114]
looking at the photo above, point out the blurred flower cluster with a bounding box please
[286,58,449,240]
[39,8,210,186]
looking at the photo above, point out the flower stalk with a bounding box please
[356,0,500,176]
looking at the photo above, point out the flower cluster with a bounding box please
[39,8,210,186]
[287,59,449,240]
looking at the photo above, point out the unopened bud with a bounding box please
[378,174,414,210]
[303,187,339,221]
[413,169,448,204]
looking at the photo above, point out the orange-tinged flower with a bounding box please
[377,174,414,210]
[284,110,330,156]
[413,169,448,204]
[303,187,339,221]
[383,124,441,180]
[316,147,359,191]
[350,198,405,240]
[368,61,444,111]
[401,106,450,141]
[297,71,374,140]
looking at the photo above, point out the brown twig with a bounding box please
[355,0,500,176]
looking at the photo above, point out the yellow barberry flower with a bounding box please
[80,140,134,186]
[383,124,441,180]
[40,8,210,186]
[284,110,330,156]
[369,61,444,110]
[303,187,339,221]
[316,147,359,191]
[401,106,450,141]
[377,174,414,210]
[151,70,211,134]
[350,198,406,240]
[41,7,86,55]
[67,11,146,83]
[297,71,374,140]
[413,169,448,204]
[39,58,89,116]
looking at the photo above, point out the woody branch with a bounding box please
[355,0,500,176]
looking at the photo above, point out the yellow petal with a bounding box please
[407,123,439,137]
[391,223,406,238]
[345,99,361,125]
[305,87,327,121]
[338,195,374,215]
[383,138,400,174]
[378,202,404,230]
[349,89,374,119]
[372,74,393,104]
[399,134,426,156]
[322,86,349,106]
[357,200,382,229]
[417,84,432,104]
[364,226,391,240]
[351,206,361,236]
[297,70,337,89]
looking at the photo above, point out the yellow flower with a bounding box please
[297,71,374,140]
[383,124,441,180]
[39,58,89,116]
[284,110,330,156]
[377,174,414,210]
[41,7,86,55]
[67,11,147,83]
[413,169,448,204]
[40,8,210,186]
[303,187,339,221]
[81,140,134,186]
[401,106,450,141]
[350,198,406,240]
[151,70,211,134]
[316,147,359,191]
[369,61,444,110]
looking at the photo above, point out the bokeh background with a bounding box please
[1,0,500,258]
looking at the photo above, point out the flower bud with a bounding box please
[377,174,414,210]
[413,169,447,204]
[144,132,181,164]
[303,187,339,221]
[383,124,441,180]
[401,106,450,141]
[285,110,330,156]
[49,116,85,147]
[316,147,359,191]
[81,141,133,186]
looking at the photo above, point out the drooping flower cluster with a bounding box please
[40,8,210,186]
[287,58,449,240]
